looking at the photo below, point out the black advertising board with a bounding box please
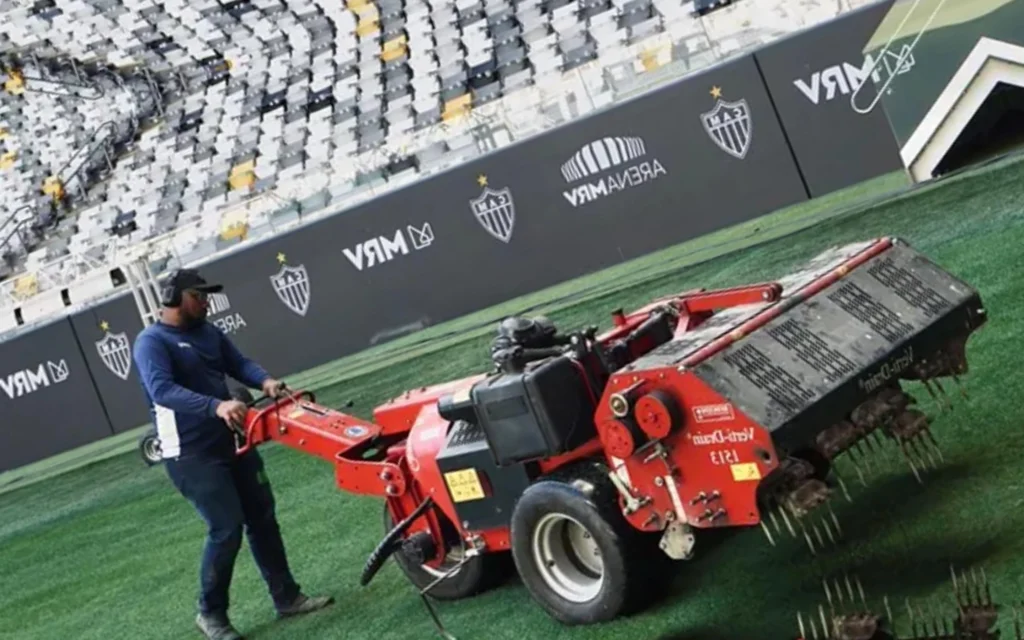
[189,52,809,380]
[69,293,153,434]
[0,317,113,472]
[753,0,904,197]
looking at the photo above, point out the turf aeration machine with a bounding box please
[233,237,987,628]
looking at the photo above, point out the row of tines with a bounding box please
[796,567,1023,640]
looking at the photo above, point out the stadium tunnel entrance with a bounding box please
[933,81,1024,176]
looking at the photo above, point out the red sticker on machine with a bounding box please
[691,403,735,423]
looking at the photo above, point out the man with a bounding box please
[132,268,333,640]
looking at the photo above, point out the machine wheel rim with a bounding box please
[143,437,162,462]
[419,517,467,579]
[420,545,465,578]
[531,513,604,603]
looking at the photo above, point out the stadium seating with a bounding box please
[0,0,877,305]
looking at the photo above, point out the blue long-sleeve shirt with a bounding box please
[133,320,270,459]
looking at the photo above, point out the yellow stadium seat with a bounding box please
[381,37,408,62]
[219,209,249,242]
[3,70,25,95]
[356,18,380,37]
[0,150,16,170]
[42,176,64,201]
[442,94,472,121]
[228,161,256,191]
[14,274,38,299]
[639,45,671,72]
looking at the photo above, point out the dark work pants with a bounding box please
[165,449,301,615]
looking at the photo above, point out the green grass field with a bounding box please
[2,153,1024,640]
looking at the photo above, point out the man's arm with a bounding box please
[134,333,221,418]
[218,329,271,390]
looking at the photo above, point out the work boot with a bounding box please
[195,612,243,640]
[276,593,335,619]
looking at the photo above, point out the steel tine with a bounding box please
[951,372,968,399]
[760,520,777,546]
[819,514,836,546]
[907,435,938,471]
[810,519,826,551]
[971,567,984,606]
[832,469,853,502]
[823,578,836,615]
[828,503,843,540]
[921,378,946,414]
[859,433,879,456]
[847,455,869,487]
[843,574,856,611]
[798,611,808,639]
[834,577,847,613]
[921,426,946,463]
[801,521,818,556]
[818,604,829,640]
[950,564,964,608]
[768,507,786,537]
[855,576,868,610]
[932,379,954,411]
[777,503,799,539]
[899,441,924,484]
[980,566,992,605]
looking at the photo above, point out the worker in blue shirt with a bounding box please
[133,268,333,640]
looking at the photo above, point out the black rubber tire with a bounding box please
[383,503,512,601]
[509,462,655,626]
[139,429,163,466]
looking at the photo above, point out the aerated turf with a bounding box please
[2,155,1023,640]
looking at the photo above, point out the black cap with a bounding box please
[163,268,223,304]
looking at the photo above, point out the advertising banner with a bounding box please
[0,318,113,472]
[754,0,904,197]
[191,52,809,379]
[69,293,154,434]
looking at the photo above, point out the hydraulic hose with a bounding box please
[360,496,435,587]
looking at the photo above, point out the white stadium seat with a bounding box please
[0,0,880,315]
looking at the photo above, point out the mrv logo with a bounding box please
[858,346,915,393]
[343,223,434,271]
[1,360,70,399]
[794,45,915,106]
[560,136,666,207]
[208,293,247,335]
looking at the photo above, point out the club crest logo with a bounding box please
[95,321,131,381]
[701,86,752,160]
[270,253,311,317]
[469,175,515,243]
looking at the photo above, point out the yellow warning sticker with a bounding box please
[730,463,761,482]
[444,469,486,502]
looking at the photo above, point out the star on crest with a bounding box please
[100,320,110,332]
[710,85,723,99]
[276,252,287,264]
[477,174,488,187]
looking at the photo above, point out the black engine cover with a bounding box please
[470,355,597,466]
[435,421,533,531]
